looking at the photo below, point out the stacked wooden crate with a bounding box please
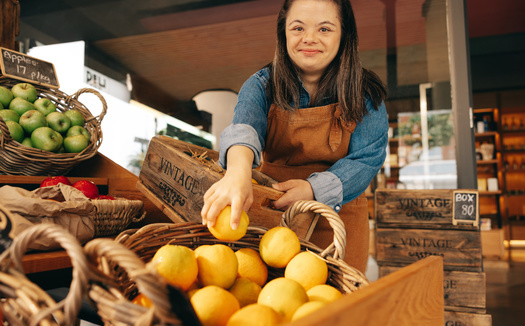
[375,189,492,326]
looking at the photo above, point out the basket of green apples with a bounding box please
[0,76,107,176]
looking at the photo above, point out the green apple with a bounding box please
[9,97,36,116]
[31,126,62,152]
[54,130,63,152]
[11,83,37,103]
[19,110,48,135]
[64,134,89,153]
[34,98,57,116]
[66,125,90,140]
[64,109,85,126]
[1,120,25,142]
[0,85,14,108]
[21,137,33,148]
[46,111,71,134]
[0,109,20,123]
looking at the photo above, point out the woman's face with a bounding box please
[285,0,341,79]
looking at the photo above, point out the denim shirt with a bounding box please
[220,67,388,212]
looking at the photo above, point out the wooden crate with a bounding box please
[380,266,486,310]
[138,136,317,238]
[375,189,490,325]
[288,256,445,326]
[444,310,492,326]
[375,228,483,272]
[375,189,479,230]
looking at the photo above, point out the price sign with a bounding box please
[452,190,479,227]
[0,47,59,88]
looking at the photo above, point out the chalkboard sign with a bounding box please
[0,47,59,89]
[452,190,479,227]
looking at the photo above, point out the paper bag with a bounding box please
[0,183,95,251]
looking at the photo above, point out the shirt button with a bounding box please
[335,205,341,211]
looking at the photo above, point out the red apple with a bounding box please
[72,180,99,199]
[40,176,71,187]
[96,194,115,200]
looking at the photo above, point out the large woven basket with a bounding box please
[92,198,147,237]
[84,200,369,325]
[84,238,182,325]
[0,76,107,176]
[0,216,90,325]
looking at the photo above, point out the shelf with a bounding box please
[0,175,108,186]
[502,129,525,134]
[476,159,499,165]
[479,190,503,196]
[475,131,498,138]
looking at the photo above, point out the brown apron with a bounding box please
[259,103,370,273]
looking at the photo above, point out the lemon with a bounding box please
[131,293,152,308]
[285,251,328,291]
[229,277,262,308]
[259,227,301,268]
[208,206,250,241]
[196,244,238,289]
[191,285,240,326]
[235,248,268,287]
[307,284,343,303]
[226,303,282,326]
[150,244,198,291]
[291,301,326,321]
[257,277,308,322]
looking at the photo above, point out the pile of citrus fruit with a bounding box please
[132,206,344,326]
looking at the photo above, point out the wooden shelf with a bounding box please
[476,159,499,165]
[475,131,498,138]
[2,152,173,275]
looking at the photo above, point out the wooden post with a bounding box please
[0,0,20,50]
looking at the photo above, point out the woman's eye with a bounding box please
[320,27,330,32]
[292,26,304,32]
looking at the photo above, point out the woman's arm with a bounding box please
[201,145,254,229]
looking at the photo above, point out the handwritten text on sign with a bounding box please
[452,191,479,226]
[0,48,59,88]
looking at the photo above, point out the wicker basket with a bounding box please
[0,219,90,325]
[84,200,369,325]
[92,198,147,237]
[84,238,182,325]
[0,76,107,176]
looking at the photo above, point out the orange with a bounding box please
[235,248,268,287]
[191,285,240,326]
[257,277,308,322]
[208,206,249,241]
[196,244,238,289]
[150,244,198,291]
[259,227,301,268]
[285,251,328,291]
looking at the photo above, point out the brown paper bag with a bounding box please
[0,183,95,251]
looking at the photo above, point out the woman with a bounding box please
[201,0,388,272]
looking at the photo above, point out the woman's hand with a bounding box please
[201,146,254,229]
[271,179,314,210]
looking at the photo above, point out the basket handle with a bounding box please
[281,200,347,260]
[83,238,180,324]
[66,88,108,123]
[0,115,14,148]
[1,224,90,326]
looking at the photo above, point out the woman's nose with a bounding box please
[302,31,317,44]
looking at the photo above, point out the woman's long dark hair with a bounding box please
[268,0,387,122]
